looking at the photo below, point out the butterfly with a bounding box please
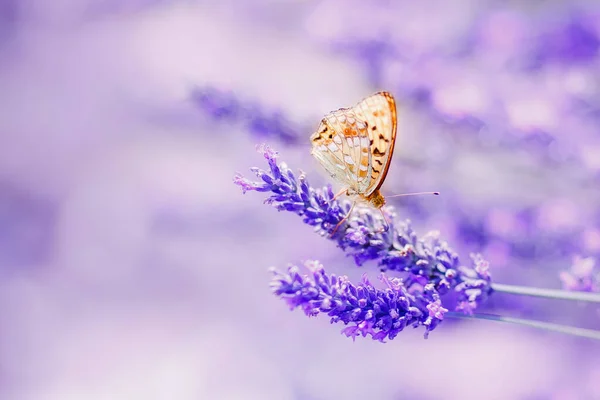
[310,91,437,234]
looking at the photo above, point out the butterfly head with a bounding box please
[366,190,386,209]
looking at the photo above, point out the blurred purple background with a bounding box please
[1,1,600,399]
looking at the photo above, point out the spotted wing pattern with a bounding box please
[351,92,397,195]
[310,107,372,193]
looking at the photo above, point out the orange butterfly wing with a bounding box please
[351,92,397,195]
[310,92,397,196]
[310,107,372,193]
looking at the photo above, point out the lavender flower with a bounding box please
[560,256,600,292]
[270,260,447,341]
[235,144,493,311]
[189,87,303,145]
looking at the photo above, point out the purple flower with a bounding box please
[189,86,302,145]
[345,224,370,246]
[189,86,240,120]
[256,143,278,160]
[473,253,491,278]
[560,256,599,292]
[232,173,269,194]
[235,145,493,311]
[270,260,446,341]
[427,299,448,320]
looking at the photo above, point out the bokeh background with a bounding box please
[1,1,600,399]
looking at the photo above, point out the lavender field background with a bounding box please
[1,1,600,399]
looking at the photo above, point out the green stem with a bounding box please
[447,312,600,340]
[491,283,600,303]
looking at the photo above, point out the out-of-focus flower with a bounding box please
[270,260,447,341]
[235,145,493,311]
[189,87,302,144]
[532,16,600,66]
[560,256,600,292]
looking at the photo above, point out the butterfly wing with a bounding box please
[351,92,397,196]
[310,108,372,193]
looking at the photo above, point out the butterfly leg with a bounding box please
[330,201,356,237]
[376,208,390,233]
[332,187,347,201]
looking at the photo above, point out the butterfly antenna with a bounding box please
[330,201,356,237]
[386,191,440,198]
[375,192,439,233]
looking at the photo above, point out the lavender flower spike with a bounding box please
[234,144,493,312]
[270,260,447,341]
